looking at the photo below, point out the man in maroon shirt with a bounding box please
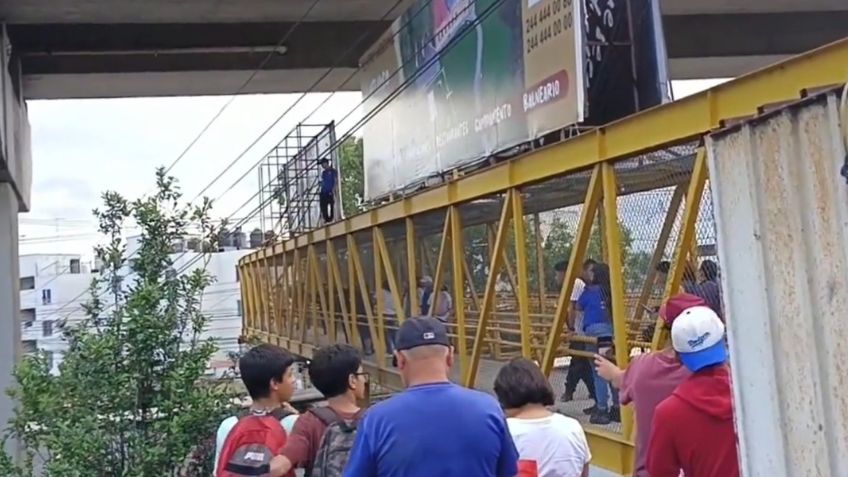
[272,344,369,474]
[594,293,702,477]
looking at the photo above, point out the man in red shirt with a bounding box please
[271,343,368,475]
[594,293,701,477]
[647,306,740,477]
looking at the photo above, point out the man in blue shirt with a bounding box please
[343,317,519,477]
[318,158,337,223]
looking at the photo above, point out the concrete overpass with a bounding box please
[0,0,846,99]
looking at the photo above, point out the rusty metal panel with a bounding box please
[707,90,848,477]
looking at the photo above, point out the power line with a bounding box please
[51,0,421,321]
[159,0,326,178]
[166,0,510,280]
[57,0,492,325]
[187,0,415,204]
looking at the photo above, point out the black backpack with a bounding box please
[306,407,360,477]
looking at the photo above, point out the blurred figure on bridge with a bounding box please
[319,158,337,223]
[593,293,699,477]
[343,317,519,477]
[554,259,597,404]
[494,357,591,477]
[577,262,620,425]
[646,306,739,477]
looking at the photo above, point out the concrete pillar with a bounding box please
[0,182,20,456]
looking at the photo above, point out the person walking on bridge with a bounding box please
[342,317,519,477]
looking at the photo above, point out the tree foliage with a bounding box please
[0,168,233,476]
[339,137,365,217]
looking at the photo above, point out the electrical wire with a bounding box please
[187,0,417,204]
[159,0,326,178]
[56,0,497,323]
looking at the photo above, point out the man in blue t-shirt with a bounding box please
[318,158,337,223]
[343,317,519,477]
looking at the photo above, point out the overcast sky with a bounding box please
[19,79,726,259]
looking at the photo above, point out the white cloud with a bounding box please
[21,92,363,257]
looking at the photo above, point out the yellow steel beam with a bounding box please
[462,256,481,311]
[511,189,532,358]
[240,37,848,267]
[238,266,251,335]
[533,213,546,314]
[485,224,502,360]
[486,222,519,298]
[326,241,337,343]
[541,165,603,375]
[652,149,709,350]
[632,184,686,326]
[347,245,362,350]
[308,246,331,345]
[327,240,354,345]
[373,232,388,358]
[275,251,288,337]
[406,218,419,316]
[248,262,264,333]
[348,234,384,362]
[306,246,319,345]
[259,249,274,333]
[449,206,469,376]
[375,227,407,324]
[430,209,452,316]
[293,248,304,340]
[600,162,634,438]
[466,192,513,387]
[286,249,302,338]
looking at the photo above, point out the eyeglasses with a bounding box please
[354,372,370,382]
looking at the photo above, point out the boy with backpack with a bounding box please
[215,344,299,477]
[270,343,368,477]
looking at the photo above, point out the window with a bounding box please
[237,299,243,317]
[20,276,35,290]
[22,340,37,355]
[70,258,81,274]
[42,288,52,305]
[42,320,53,337]
[45,351,54,371]
[21,308,35,328]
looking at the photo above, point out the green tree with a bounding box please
[339,137,365,217]
[0,168,232,476]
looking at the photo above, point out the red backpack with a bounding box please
[216,408,295,477]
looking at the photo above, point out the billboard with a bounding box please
[361,0,585,200]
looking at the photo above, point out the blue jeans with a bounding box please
[584,322,619,412]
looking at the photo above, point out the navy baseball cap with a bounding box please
[395,317,450,351]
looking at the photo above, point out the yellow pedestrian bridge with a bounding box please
[237,38,848,475]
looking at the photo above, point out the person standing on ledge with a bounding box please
[319,158,337,223]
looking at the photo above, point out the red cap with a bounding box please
[659,293,706,325]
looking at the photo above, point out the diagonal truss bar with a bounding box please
[541,165,604,375]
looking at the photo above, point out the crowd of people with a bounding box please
[214,259,738,477]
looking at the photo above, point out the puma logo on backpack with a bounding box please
[306,407,360,477]
[217,408,295,477]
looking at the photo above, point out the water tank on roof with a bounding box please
[232,229,247,249]
[249,229,264,248]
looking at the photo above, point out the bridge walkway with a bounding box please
[239,38,848,475]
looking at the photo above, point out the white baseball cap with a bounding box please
[671,306,728,372]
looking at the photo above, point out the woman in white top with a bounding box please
[494,358,591,477]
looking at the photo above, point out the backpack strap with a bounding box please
[309,406,343,426]
[270,406,296,422]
